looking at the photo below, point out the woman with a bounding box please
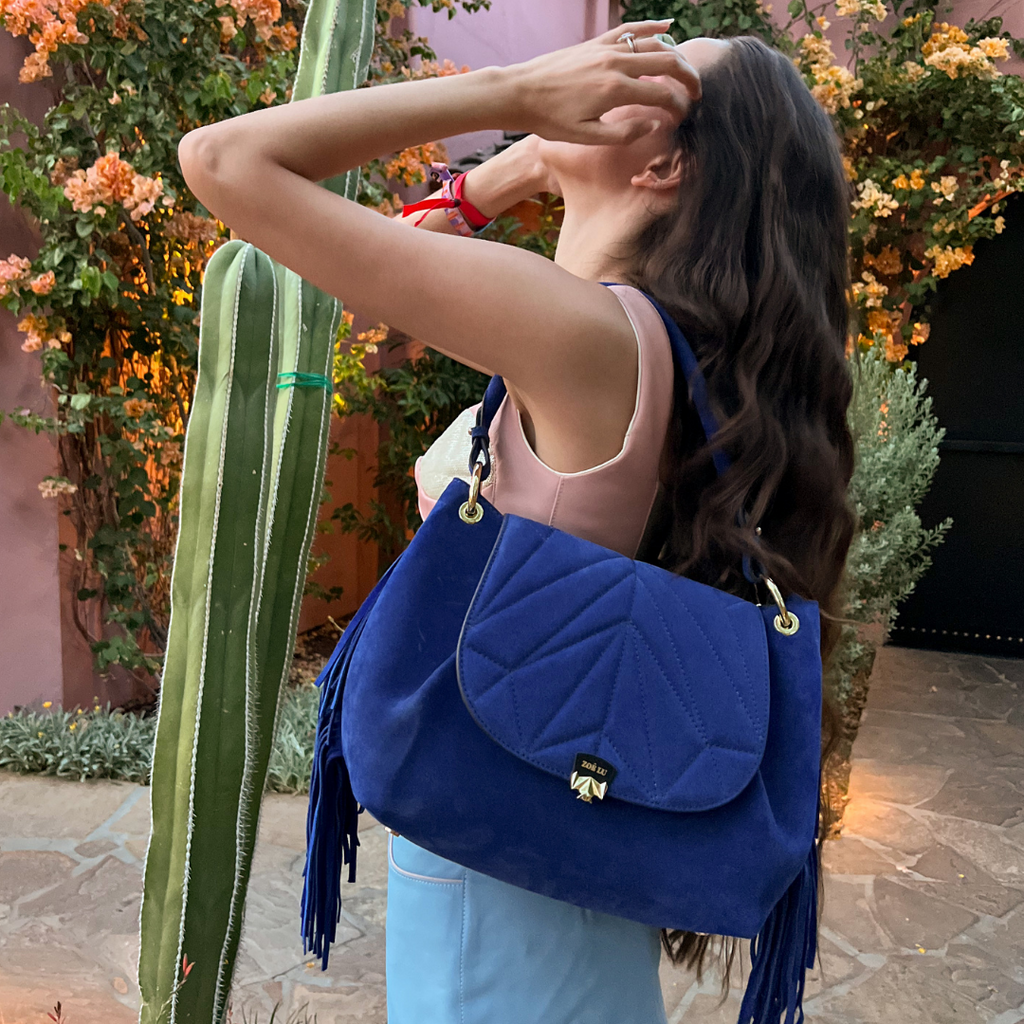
[180,21,855,1024]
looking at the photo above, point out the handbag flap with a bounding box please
[457,514,771,813]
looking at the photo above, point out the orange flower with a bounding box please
[163,212,220,243]
[884,336,909,362]
[909,322,930,346]
[863,245,902,276]
[17,313,48,351]
[383,143,447,187]
[123,397,152,418]
[356,323,388,353]
[0,254,33,297]
[866,308,894,334]
[1,0,115,82]
[63,151,165,221]
[29,270,56,294]
[49,156,79,186]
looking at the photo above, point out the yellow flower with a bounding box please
[836,0,884,18]
[867,309,894,334]
[909,169,926,190]
[931,175,958,204]
[69,722,77,731]
[921,25,1007,80]
[891,174,909,191]
[852,179,899,218]
[925,244,975,278]
[38,476,77,499]
[977,37,1010,60]
[851,270,889,308]
[995,216,1006,234]
[356,324,389,354]
[885,336,909,363]
[43,700,52,708]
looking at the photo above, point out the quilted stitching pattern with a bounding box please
[457,515,771,812]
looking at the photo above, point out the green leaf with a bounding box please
[75,218,94,238]
[81,266,103,297]
[70,393,91,411]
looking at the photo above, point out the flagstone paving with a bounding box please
[0,645,1021,1023]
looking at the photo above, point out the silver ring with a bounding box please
[617,31,638,53]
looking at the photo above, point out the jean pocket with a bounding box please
[388,834,466,884]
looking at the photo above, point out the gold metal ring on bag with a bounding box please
[763,576,800,636]
[459,463,485,524]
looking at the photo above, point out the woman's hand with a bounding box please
[499,21,702,146]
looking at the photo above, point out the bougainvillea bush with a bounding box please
[0,0,485,679]
[791,1,1024,363]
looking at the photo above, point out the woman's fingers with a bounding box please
[609,47,703,102]
[614,77,693,120]
[595,19,674,45]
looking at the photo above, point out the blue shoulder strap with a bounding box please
[468,286,730,480]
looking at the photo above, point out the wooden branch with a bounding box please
[120,211,157,295]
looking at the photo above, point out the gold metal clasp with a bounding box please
[458,462,484,525]
[570,773,608,803]
[763,576,800,636]
[569,753,617,803]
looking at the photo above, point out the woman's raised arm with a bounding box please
[177,21,699,470]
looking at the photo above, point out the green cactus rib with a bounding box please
[212,0,375,1011]
[139,240,278,1024]
[139,0,376,1020]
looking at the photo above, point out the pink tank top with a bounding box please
[413,285,676,558]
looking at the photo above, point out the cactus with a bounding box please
[137,1,375,1021]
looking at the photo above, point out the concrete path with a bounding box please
[0,645,1021,1023]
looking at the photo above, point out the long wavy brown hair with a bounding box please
[628,36,857,980]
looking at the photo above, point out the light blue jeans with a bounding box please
[386,834,668,1024]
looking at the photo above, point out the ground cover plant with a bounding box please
[0,685,318,791]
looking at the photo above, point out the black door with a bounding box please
[889,192,1024,656]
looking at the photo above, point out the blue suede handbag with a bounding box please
[302,291,823,1024]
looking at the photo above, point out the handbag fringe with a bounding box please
[300,565,394,968]
[737,838,819,1024]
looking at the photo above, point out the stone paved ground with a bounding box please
[0,645,1021,1024]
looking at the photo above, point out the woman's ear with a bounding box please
[630,147,686,193]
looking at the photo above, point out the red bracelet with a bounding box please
[452,173,494,230]
[399,164,495,235]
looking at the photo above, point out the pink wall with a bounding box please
[409,0,622,161]
[0,34,64,714]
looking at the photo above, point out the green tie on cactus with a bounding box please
[137,1,375,1021]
